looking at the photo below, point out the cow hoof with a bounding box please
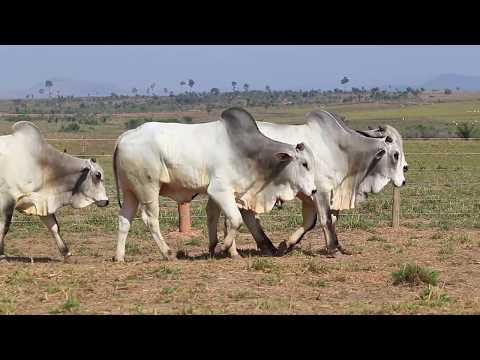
[166,250,177,261]
[213,244,224,256]
[275,241,289,257]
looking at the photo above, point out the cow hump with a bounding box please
[12,121,45,144]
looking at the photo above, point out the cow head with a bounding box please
[274,142,317,200]
[71,158,109,208]
[357,125,408,201]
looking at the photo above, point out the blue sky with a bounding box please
[1,45,480,92]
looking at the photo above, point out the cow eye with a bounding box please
[95,172,102,180]
[394,152,399,161]
[302,162,309,170]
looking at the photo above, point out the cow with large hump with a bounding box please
[213,110,407,256]
[0,121,109,261]
[112,107,317,261]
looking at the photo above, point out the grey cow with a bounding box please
[0,122,109,260]
[209,110,407,256]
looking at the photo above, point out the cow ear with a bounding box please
[375,149,386,160]
[296,143,305,151]
[90,158,97,163]
[275,152,293,162]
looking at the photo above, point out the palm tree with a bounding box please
[180,81,186,93]
[210,88,220,96]
[188,79,195,93]
[243,83,250,92]
[340,76,349,92]
[45,80,53,97]
[231,81,237,92]
[265,85,271,93]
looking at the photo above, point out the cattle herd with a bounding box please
[0,107,408,263]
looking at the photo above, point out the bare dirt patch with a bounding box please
[1,226,479,314]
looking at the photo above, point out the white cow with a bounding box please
[211,110,406,256]
[0,121,109,260]
[113,107,317,261]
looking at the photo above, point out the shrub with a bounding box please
[454,121,478,138]
[392,263,438,286]
[125,118,145,130]
[60,122,81,133]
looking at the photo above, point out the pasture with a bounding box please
[1,101,480,314]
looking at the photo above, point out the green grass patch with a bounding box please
[392,263,439,286]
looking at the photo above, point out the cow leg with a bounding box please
[313,193,340,256]
[240,209,277,256]
[206,198,221,256]
[276,196,317,256]
[39,214,71,259]
[115,191,139,262]
[207,190,243,259]
[140,198,176,261]
[329,210,350,255]
[0,197,15,260]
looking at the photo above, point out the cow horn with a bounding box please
[91,158,97,163]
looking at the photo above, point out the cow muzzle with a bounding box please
[96,199,109,207]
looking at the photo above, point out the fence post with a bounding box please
[82,137,86,155]
[392,186,400,229]
[178,202,192,233]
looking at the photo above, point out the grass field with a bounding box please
[1,99,479,314]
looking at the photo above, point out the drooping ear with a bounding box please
[275,152,294,162]
[375,149,386,160]
[296,143,305,151]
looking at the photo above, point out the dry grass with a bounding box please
[1,226,479,314]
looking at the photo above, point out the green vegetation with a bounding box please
[392,263,439,286]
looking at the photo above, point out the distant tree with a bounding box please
[188,79,195,92]
[150,83,156,92]
[45,80,53,97]
[231,81,237,92]
[146,87,150,95]
[169,91,174,97]
[132,87,138,96]
[164,88,168,95]
[444,88,452,95]
[456,87,460,91]
[243,83,250,92]
[210,88,220,96]
[180,81,186,93]
[110,92,118,98]
[340,76,349,91]
[265,85,271,93]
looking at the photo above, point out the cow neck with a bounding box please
[41,143,89,191]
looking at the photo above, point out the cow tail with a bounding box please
[113,141,122,208]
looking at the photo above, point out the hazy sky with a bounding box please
[1,45,480,92]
